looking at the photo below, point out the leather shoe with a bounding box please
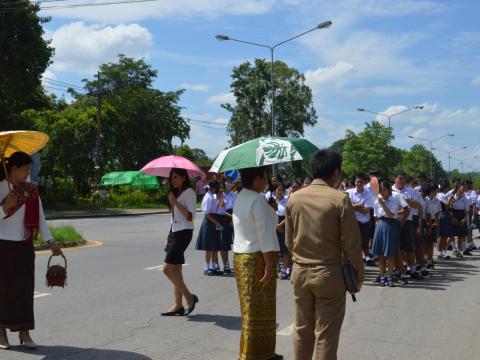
[268,354,284,360]
[161,307,185,316]
[185,294,199,316]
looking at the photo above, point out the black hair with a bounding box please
[271,174,283,183]
[355,172,367,181]
[169,168,191,198]
[368,169,379,177]
[284,181,292,189]
[394,170,407,178]
[239,166,267,189]
[438,179,450,192]
[420,184,432,196]
[0,151,33,181]
[207,179,220,193]
[379,179,392,196]
[310,149,342,181]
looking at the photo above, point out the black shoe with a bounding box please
[185,295,199,316]
[366,259,376,266]
[268,354,284,360]
[400,277,409,285]
[410,271,424,280]
[387,278,395,287]
[447,245,453,251]
[224,266,232,274]
[463,250,473,256]
[421,269,430,277]
[426,263,434,270]
[206,269,214,276]
[161,307,185,316]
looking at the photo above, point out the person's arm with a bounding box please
[378,198,395,218]
[340,196,365,284]
[254,198,280,286]
[169,192,193,221]
[285,202,293,253]
[38,198,62,255]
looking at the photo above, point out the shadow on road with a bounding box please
[8,346,152,360]
[361,253,480,291]
[187,313,241,330]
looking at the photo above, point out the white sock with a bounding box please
[205,263,210,270]
[212,262,218,270]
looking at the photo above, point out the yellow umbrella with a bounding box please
[0,130,49,190]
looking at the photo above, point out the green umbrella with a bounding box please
[101,171,159,190]
[210,136,319,173]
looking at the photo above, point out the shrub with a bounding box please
[36,225,84,246]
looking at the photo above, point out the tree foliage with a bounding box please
[222,59,317,145]
[397,144,446,180]
[342,121,400,178]
[0,1,53,128]
[174,145,212,166]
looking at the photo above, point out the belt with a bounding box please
[294,262,338,268]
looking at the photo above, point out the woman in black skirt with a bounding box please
[437,180,453,259]
[161,168,198,316]
[448,182,469,258]
[0,152,62,350]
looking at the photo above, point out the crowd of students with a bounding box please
[195,170,480,288]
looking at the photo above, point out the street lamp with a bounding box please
[431,146,467,175]
[357,105,424,130]
[216,21,332,138]
[408,133,454,180]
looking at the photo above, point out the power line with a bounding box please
[42,77,85,91]
[43,85,71,93]
[187,118,229,126]
[0,0,163,13]
[188,122,228,131]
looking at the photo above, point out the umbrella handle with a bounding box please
[0,154,11,192]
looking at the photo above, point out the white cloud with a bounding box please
[50,22,153,74]
[472,76,480,86]
[44,0,276,23]
[180,83,210,92]
[305,117,362,148]
[41,69,57,88]
[207,92,236,106]
[304,61,355,92]
[339,0,447,17]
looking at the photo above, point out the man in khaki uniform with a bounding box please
[285,149,365,360]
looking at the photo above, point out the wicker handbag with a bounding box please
[46,254,67,288]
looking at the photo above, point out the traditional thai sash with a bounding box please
[0,182,40,242]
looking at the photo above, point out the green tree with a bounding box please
[342,121,400,178]
[397,144,446,180]
[0,1,53,129]
[77,55,190,170]
[174,145,212,165]
[222,59,317,145]
[330,138,346,154]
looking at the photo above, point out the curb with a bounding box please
[45,209,202,220]
[36,240,103,254]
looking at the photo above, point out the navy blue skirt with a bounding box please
[439,211,452,237]
[195,215,222,251]
[372,218,400,257]
[218,214,233,251]
[451,209,468,237]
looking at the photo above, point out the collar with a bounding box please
[312,179,329,187]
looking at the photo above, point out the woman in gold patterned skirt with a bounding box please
[232,166,283,360]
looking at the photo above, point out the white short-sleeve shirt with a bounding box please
[392,185,422,220]
[451,194,470,211]
[171,188,196,232]
[233,189,280,253]
[347,188,374,224]
[276,196,288,217]
[374,193,408,219]
[201,191,217,214]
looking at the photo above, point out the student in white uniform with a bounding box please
[464,180,477,252]
[448,181,470,258]
[347,173,375,265]
[274,183,291,279]
[422,184,441,269]
[372,180,408,287]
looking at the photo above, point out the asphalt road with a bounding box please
[3,214,480,360]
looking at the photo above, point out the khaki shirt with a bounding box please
[285,179,365,283]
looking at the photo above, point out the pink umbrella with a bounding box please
[140,155,203,178]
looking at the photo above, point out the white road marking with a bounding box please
[34,292,51,299]
[144,264,190,271]
[277,323,294,336]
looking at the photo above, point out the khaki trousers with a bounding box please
[291,263,346,360]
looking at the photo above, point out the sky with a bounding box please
[38,0,480,171]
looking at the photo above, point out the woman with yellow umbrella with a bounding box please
[0,131,62,350]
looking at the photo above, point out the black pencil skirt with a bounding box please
[0,240,35,331]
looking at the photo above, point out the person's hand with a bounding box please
[276,223,285,233]
[2,191,19,212]
[49,242,63,256]
[259,266,273,286]
[168,193,176,207]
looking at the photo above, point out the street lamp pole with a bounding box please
[216,21,332,138]
[408,133,454,180]
[357,105,424,131]
[432,146,467,176]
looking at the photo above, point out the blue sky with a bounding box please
[40,0,480,171]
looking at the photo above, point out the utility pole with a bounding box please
[95,70,103,187]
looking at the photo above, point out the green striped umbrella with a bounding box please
[210,137,319,173]
[101,171,159,190]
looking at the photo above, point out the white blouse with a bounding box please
[233,189,280,253]
[171,188,196,232]
[276,196,288,217]
[201,191,217,215]
[0,180,53,242]
[374,194,408,219]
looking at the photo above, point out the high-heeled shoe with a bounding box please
[185,294,199,316]
[161,307,185,316]
[19,335,37,349]
[0,334,10,350]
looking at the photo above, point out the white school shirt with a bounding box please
[451,194,470,211]
[374,194,407,219]
[0,180,53,242]
[232,189,280,253]
[346,188,374,224]
[170,188,196,232]
[276,196,288,217]
[392,185,423,220]
[201,191,217,215]
[425,196,441,218]
[437,191,450,206]
[465,190,477,206]
[223,191,237,211]
[216,193,227,215]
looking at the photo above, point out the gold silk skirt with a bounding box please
[234,252,278,360]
